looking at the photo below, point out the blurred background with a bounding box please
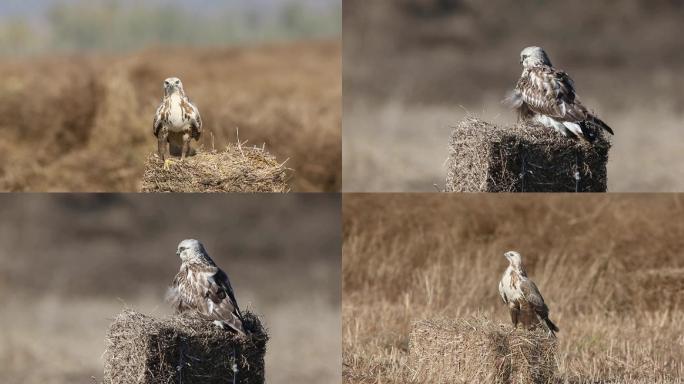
[343,0,684,192]
[0,0,341,192]
[0,0,340,53]
[0,194,341,383]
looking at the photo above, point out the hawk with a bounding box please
[166,239,245,334]
[153,77,202,168]
[505,46,614,142]
[498,251,559,336]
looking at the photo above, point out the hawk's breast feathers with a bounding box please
[153,94,202,140]
[499,267,523,304]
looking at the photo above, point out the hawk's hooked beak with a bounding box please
[176,250,181,256]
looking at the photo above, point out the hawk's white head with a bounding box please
[176,239,210,264]
[163,77,185,97]
[504,250,523,267]
[520,46,552,68]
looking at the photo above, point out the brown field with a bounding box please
[343,194,684,383]
[343,0,684,192]
[0,40,341,192]
[0,194,341,383]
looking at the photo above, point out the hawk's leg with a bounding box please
[181,132,191,161]
[158,128,175,170]
[509,305,520,329]
[157,128,168,161]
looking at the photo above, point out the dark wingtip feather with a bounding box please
[592,116,614,135]
[545,317,560,333]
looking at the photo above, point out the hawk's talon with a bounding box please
[163,159,174,170]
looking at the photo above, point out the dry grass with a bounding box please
[343,0,684,192]
[343,194,684,383]
[0,40,340,192]
[141,145,291,193]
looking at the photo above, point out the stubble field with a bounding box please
[343,194,684,383]
[0,40,341,192]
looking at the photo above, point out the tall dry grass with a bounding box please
[343,194,684,383]
[0,40,340,192]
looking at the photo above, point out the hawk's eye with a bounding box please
[179,247,185,251]
[175,81,180,85]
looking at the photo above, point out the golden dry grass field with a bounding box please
[0,194,341,384]
[343,194,684,383]
[0,40,340,192]
[343,0,684,192]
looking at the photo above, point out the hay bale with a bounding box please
[409,317,557,384]
[104,310,268,384]
[446,118,611,192]
[141,144,291,192]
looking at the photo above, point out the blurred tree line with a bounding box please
[0,0,340,54]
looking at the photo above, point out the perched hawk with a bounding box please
[498,251,559,336]
[505,46,614,142]
[166,239,245,334]
[153,77,202,168]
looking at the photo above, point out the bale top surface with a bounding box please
[452,117,611,146]
[104,310,268,384]
[141,144,291,193]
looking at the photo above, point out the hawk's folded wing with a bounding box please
[153,103,164,137]
[498,280,508,304]
[520,279,559,333]
[205,268,245,334]
[518,66,589,122]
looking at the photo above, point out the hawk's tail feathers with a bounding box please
[544,317,560,334]
[220,313,247,336]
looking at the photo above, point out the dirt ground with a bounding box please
[0,40,341,192]
[0,194,341,383]
[343,194,684,383]
[343,0,684,192]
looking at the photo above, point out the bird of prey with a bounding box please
[166,239,245,334]
[498,251,559,336]
[153,77,202,169]
[504,46,614,142]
